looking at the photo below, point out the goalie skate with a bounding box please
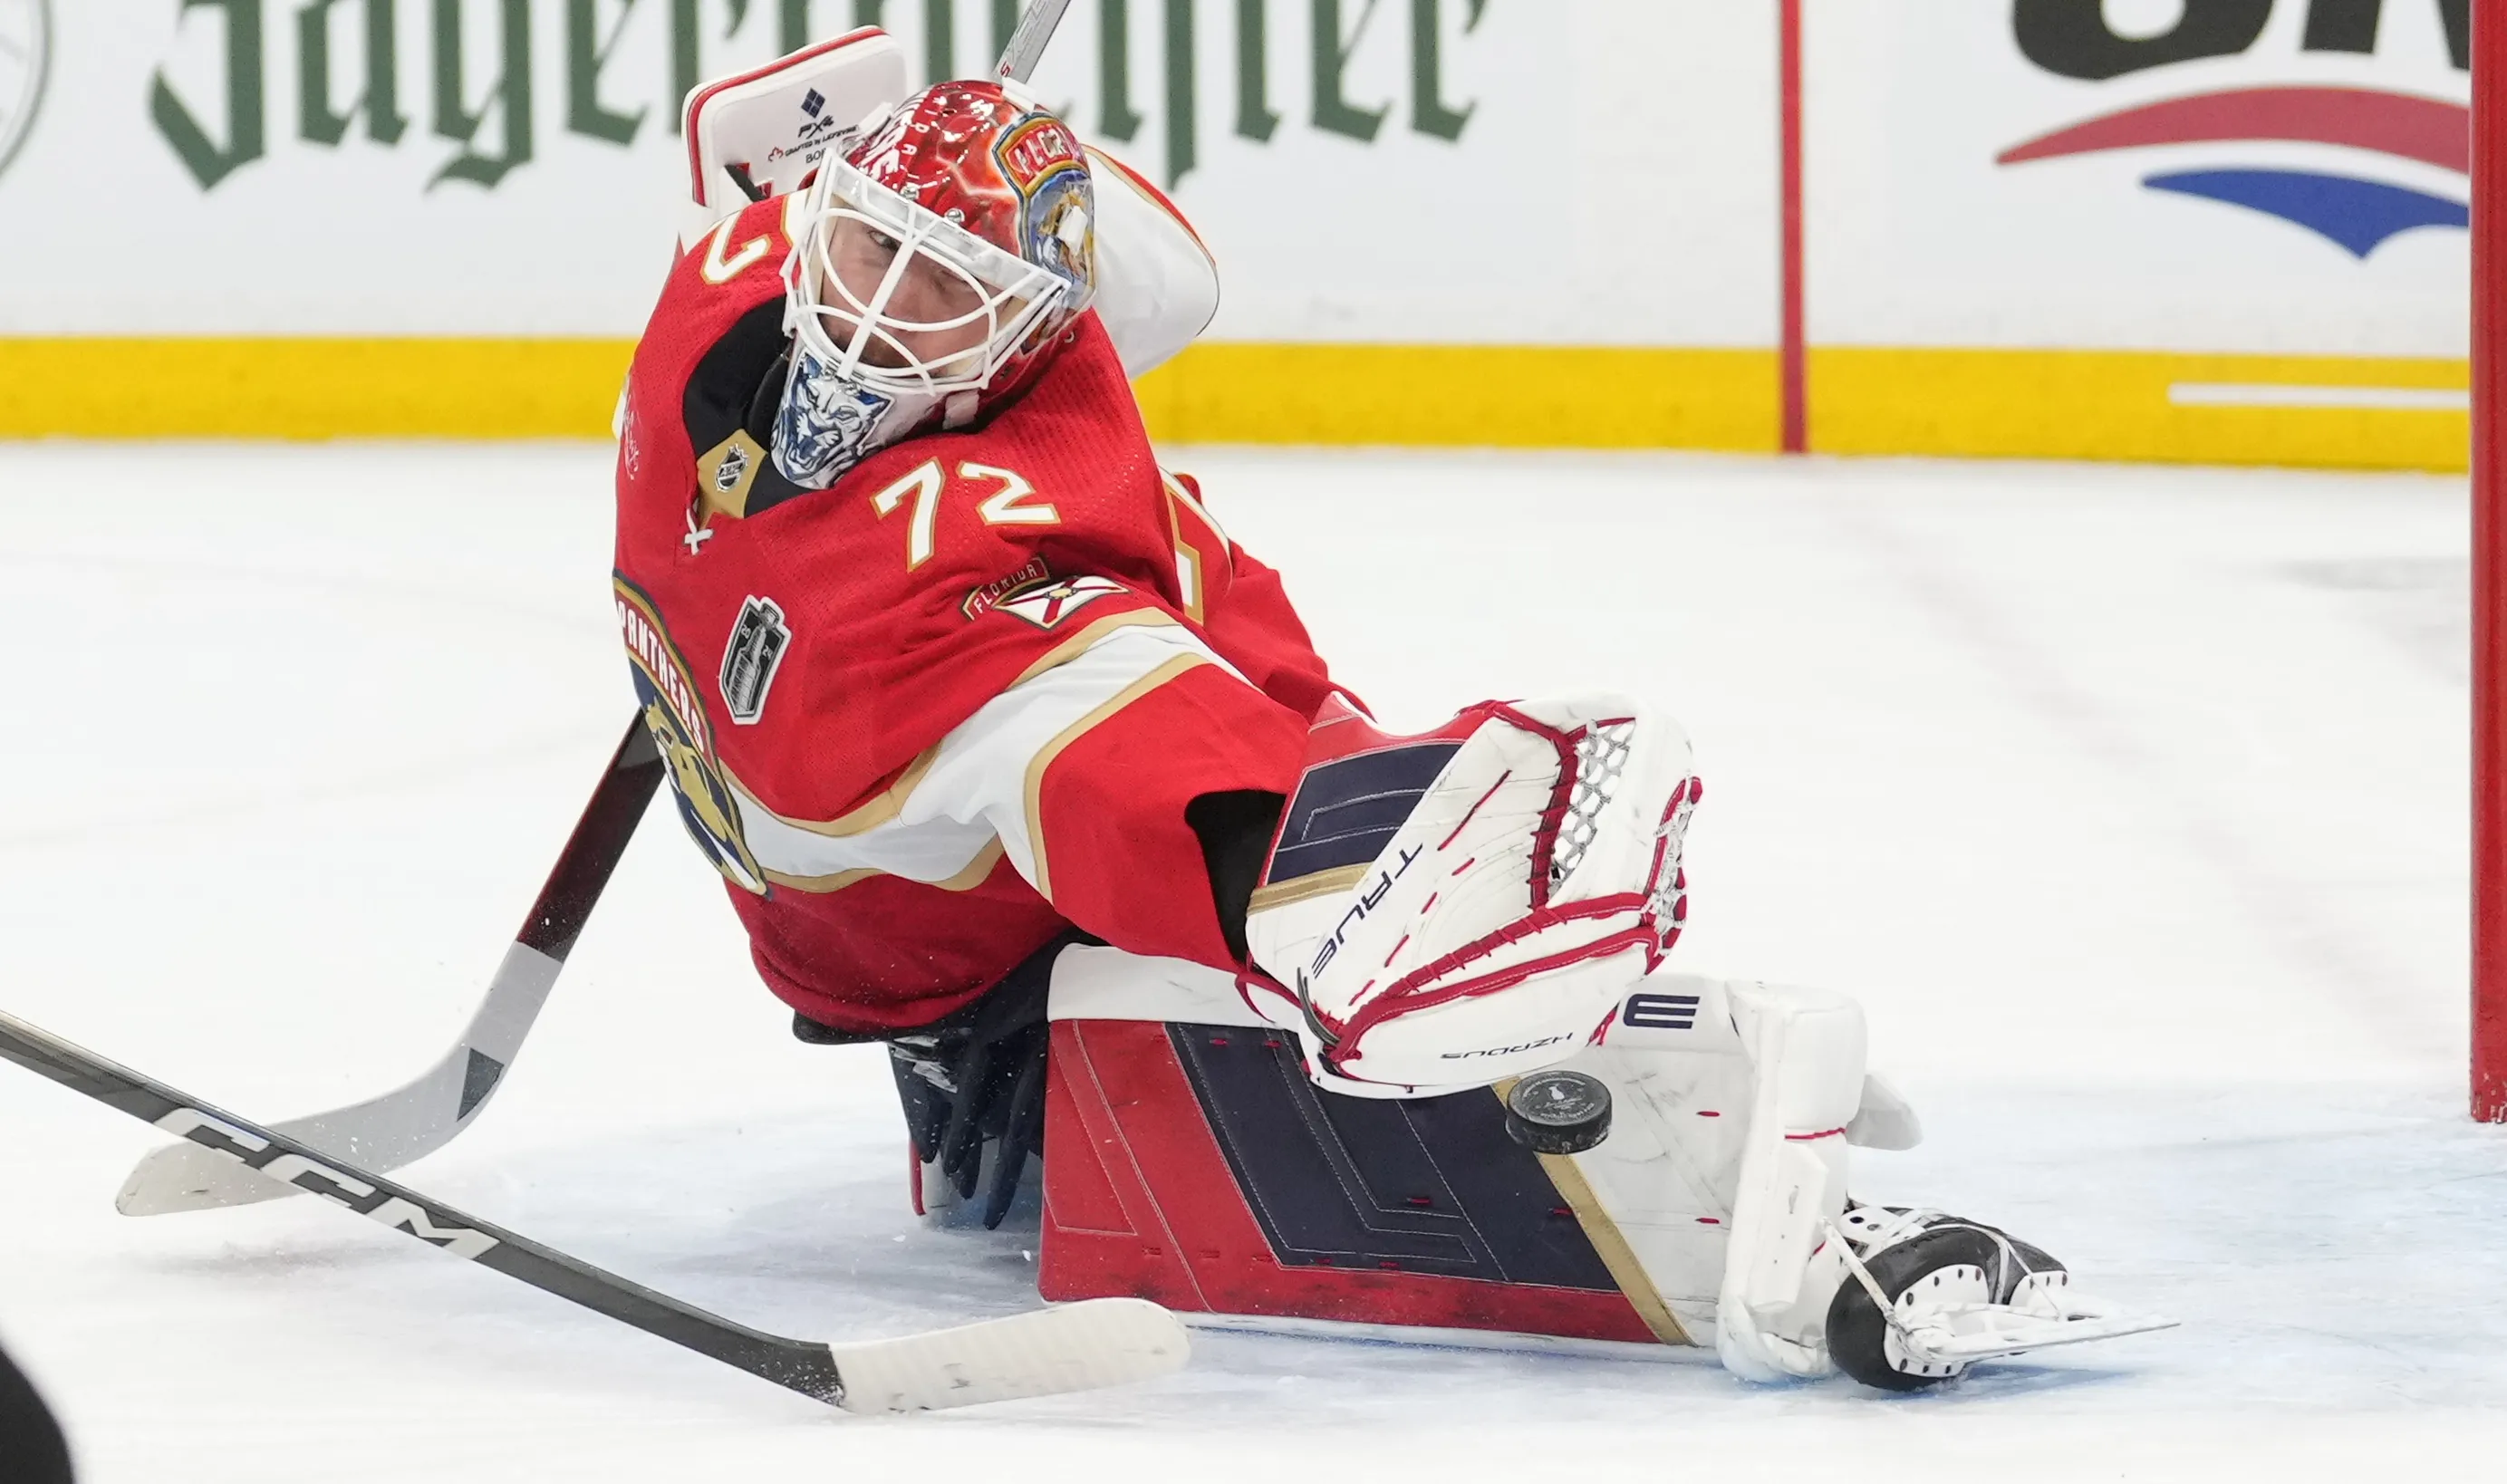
[1816,1207,2178,1391]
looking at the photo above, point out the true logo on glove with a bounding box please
[1309,844,1424,980]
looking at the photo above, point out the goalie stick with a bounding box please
[997,0,1074,82]
[117,716,664,1216]
[120,0,1083,1223]
[3,1007,1188,1412]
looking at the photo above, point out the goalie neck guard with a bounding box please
[774,80,1098,488]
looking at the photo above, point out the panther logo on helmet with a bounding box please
[993,113,1094,293]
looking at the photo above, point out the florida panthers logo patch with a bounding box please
[993,573,1126,629]
[963,554,1053,621]
[615,576,768,894]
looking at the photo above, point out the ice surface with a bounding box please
[0,442,2498,1480]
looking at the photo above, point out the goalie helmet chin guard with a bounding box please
[773,80,1097,488]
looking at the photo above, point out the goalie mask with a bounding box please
[773,80,1098,488]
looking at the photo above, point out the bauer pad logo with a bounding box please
[615,576,768,894]
[719,595,791,726]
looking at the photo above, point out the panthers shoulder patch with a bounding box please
[614,574,768,893]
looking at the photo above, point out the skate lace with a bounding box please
[1553,723,1636,885]
[1841,1204,1938,1252]
[1823,1207,2050,1356]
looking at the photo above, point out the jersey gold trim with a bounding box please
[1020,652,1210,902]
[1247,862,1371,915]
[1160,472,1213,625]
[713,612,1184,850]
[1494,1077,1696,1348]
[763,837,1008,895]
[1008,607,1180,688]
[738,746,943,840]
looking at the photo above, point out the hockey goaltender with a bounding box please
[605,34,2173,1391]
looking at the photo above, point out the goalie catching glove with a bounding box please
[1238,694,1700,1095]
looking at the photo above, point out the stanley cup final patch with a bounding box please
[719,596,792,726]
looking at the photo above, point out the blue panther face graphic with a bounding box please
[771,348,897,488]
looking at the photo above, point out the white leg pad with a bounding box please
[1499,975,1898,1364]
[1041,949,1920,1377]
[1712,982,1870,1380]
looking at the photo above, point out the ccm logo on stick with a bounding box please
[154,1108,501,1261]
[1623,992,1702,1031]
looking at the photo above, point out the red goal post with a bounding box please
[2477,0,2506,1122]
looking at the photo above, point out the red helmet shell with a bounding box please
[844,80,1095,301]
[771,81,1097,489]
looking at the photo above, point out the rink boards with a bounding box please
[0,2,2478,467]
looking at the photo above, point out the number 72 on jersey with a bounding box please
[871,459,1059,570]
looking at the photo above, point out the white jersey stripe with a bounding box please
[728,621,1244,894]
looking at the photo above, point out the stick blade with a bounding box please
[829,1297,1188,1413]
[114,1055,473,1215]
[116,1142,292,1215]
[117,945,559,1216]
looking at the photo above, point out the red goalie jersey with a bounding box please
[612,195,1330,1033]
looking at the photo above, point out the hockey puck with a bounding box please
[1503,1069,1612,1154]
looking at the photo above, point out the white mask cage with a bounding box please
[781,157,1084,399]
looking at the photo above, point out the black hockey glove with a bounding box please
[794,931,1087,1229]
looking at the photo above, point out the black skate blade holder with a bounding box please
[1822,1213,2178,1383]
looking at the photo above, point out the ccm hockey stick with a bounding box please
[116,717,664,1216]
[2,1008,1188,1411]
[117,0,1086,1220]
